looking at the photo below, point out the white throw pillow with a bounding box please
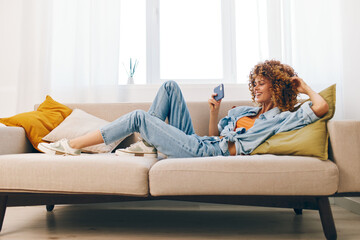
[42,109,122,153]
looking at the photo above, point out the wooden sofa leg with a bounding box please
[0,195,8,232]
[46,205,55,212]
[317,197,337,240]
[293,208,303,215]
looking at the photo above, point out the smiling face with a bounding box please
[249,60,298,111]
[253,76,273,105]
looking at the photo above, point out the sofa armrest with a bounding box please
[328,120,360,193]
[0,127,35,155]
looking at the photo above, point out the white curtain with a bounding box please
[285,0,343,119]
[49,0,121,103]
[14,0,121,113]
[16,0,53,113]
[256,0,343,118]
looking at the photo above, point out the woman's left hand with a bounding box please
[291,76,329,117]
[290,76,310,94]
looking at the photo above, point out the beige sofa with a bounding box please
[0,101,359,240]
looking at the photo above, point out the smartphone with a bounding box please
[214,84,224,101]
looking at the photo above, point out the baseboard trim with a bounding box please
[334,197,360,215]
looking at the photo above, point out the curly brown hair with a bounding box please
[249,60,299,111]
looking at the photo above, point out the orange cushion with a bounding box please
[0,96,72,151]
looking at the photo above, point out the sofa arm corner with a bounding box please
[0,127,35,155]
[328,120,360,193]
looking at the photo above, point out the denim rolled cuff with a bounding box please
[301,101,320,123]
[100,127,111,145]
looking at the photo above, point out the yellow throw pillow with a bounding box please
[0,95,72,151]
[251,84,336,160]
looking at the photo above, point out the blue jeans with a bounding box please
[100,80,225,158]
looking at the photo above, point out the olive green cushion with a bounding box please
[251,84,336,160]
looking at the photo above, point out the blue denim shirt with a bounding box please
[217,101,320,155]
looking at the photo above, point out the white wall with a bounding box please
[341,0,360,120]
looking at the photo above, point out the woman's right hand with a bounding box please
[208,93,222,114]
[208,94,221,136]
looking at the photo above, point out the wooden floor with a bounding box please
[1,200,360,239]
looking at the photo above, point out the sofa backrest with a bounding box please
[62,101,253,137]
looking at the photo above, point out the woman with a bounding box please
[39,60,329,158]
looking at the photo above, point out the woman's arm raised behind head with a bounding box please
[291,77,329,118]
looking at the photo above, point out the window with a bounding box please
[159,0,223,81]
[118,0,146,84]
[119,0,267,84]
[235,0,268,83]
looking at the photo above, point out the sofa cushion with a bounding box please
[0,153,158,196]
[42,109,122,153]
[149,155,339,196]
